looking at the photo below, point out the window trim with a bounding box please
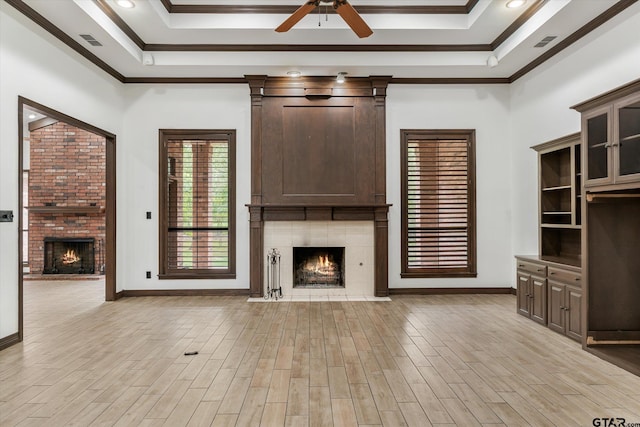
[158,129,236,279]
[400,129,477,278]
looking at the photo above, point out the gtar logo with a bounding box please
[593,418,626,427]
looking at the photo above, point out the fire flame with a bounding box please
[61,249,81,265]
[318,255,330,268]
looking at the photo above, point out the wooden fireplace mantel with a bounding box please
[246,204,391,222]
[246,75,391,298]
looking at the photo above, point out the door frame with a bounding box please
[17,96,117,341]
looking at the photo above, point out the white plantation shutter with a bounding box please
[401,130,476,277]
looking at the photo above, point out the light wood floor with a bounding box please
[1,281,639,426]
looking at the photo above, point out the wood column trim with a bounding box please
[248,205,264,297]
[374,206,390,296]
[245,75,266,297]
[245,75,266,206]
[371,76,392,206]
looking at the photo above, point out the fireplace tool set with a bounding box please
[265,248,283,300]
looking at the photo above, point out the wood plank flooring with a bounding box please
[1,280,640,426]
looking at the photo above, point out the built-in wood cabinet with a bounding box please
[516,262,546,325]
[517,134,583,339]
[578,88,640,191]
[571,79,640,376]
[533,133,582,267]
[547,266,582,342]
[516,256,582,339]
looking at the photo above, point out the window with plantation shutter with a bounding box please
[159,130,235,279]
[401,130,476,278]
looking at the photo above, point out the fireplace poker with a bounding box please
[266,248,282,300]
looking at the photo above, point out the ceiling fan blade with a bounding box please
[275,1,318,33]
[334,0,373,38]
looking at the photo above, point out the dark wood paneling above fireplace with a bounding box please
[259,81,381,206]
[246,76,391,297]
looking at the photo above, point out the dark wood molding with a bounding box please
[93,0,145,50]
[10,0,635,84]
[0,332,21,351]
[391,78,510,85]
[247,205,391,222]
[530,132,581,151]
[28,117,58,132]
[571,77,640,112]
[400,129,477,278]
[490,0,547,50]
[158,1,480,15]
[18,96,117,307]
[114,290,124,300]
[4,0,125,82]
[145,44,492,52]
[158,129,237,280]
[123,77,247,84]
[87,0,530,58]
[113,77,512,86]
[510,0,638,83]
[120,289,250,297]
[18,98,116,140]
[389,287,514,295]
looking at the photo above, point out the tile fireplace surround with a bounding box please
[263,221,374,297]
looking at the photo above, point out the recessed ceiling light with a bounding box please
[116,0,135,8]
[336,72,347,84]
[287,71,301,78]
[506,0,526,8]
[28,113,36,119]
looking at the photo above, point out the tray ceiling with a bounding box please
[5,0,638,82]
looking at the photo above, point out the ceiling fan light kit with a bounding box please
[276,0,373,38]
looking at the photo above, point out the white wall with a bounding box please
[387,84,513,289]
[2,0,639,343]
[0,4,124,339]
[509,3,640,267]
[120,84,251,290]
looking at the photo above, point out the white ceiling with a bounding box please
[12,0,637,81]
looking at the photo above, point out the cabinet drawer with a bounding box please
[516,260,547,276]
[548,267,581,285]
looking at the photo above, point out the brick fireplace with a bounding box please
[27,120,105,275]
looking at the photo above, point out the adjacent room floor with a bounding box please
[1,281,639,426]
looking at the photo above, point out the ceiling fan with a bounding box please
[276,0,373,39]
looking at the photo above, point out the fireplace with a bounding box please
[294,247,345,288]
[43,237,95,274]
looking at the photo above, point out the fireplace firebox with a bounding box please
[43,237,95,274]
[293,247,344,288]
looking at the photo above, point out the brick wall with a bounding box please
[28,121,106,274]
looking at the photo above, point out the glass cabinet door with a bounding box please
[586,113,609,181]
[617,98,640,177]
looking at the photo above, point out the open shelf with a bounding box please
[541,227,581,266]
[533,133,582,269]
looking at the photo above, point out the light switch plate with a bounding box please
[0,211,14,222]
